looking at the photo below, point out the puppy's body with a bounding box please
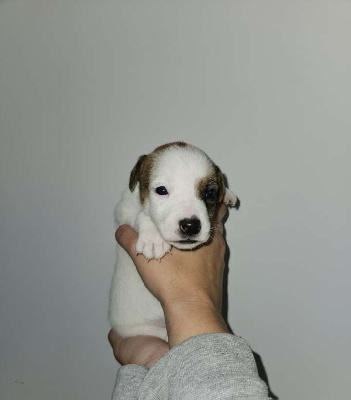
[109,142,238,340]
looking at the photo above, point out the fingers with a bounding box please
[115,224,138,255]
[108,329,120,348]
[108,329,124,363]
[212,203,227,236]
[216,202,227,222]
[116,204,228,257]
[108,329,169,366]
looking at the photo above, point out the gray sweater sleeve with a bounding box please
[112,333,270,400]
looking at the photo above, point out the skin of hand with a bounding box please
[108,330,169,368]
[109,203,229,366]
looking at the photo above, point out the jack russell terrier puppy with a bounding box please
[109,142,238,340]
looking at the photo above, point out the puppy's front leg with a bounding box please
[136,212,171,260]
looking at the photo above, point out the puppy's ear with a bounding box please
[215,165,240,209]
[129,155,147,192]
[224,188,240,209]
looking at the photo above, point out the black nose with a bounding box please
[179,218,201,236]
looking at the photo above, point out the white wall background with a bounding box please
[1,1,350,399]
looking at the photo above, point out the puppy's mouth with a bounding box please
[173,239,199,244]
[169,238,205,250]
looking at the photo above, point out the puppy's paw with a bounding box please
[136,231,171,260]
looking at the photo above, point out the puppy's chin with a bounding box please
[169,238,208,250]
[170,241,202,250]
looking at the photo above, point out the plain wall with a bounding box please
[1,1,350,399]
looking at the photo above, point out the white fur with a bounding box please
[109,144,237,340]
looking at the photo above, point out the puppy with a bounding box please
[109,142,238,340]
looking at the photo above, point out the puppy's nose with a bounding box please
[179,218,201,236]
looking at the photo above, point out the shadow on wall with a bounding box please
[221,203,279,400]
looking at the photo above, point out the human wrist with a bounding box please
[163,297,229,348]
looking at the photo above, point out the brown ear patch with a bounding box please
[129,142,189,204]
[129,155,147,192]
[129,154,154,204]
[214,165,226,203]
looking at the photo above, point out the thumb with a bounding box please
[216,203,228,222]
[115,224,138,256]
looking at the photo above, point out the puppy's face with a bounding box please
[129,142,236,249]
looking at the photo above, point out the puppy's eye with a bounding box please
[155,186,169,195]
[205,188,218,202]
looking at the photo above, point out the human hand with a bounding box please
[108,329,169,368]
[116,203,227,311]
[115,203,229,347]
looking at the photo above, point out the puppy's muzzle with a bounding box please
[179,218,201,236]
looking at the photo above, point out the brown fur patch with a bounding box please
[153,141,188,154]
[129,154,154,204]
[196,166,225,221]
[129,142,189,205]
[214,164,226,203]
[129,155,147,192]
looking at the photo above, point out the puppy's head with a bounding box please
[129,142,238,249]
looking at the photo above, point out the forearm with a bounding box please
[163,297,229,348]
[112,333,270,400]
[112,365,148,400]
